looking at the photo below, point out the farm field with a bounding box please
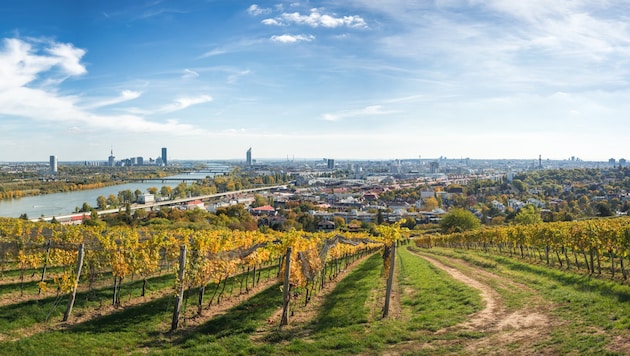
[1,245,629,355]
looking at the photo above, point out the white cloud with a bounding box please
[322,105,397,121]
[0,38,86,90]
[262,18,282,26]
[270,34,315,43]
[247,4,271,16]
[264,8,367,28]
[0,37,208,135]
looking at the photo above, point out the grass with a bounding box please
[3,245,629,354]
[0,272,175,337]
[424,247,630,354]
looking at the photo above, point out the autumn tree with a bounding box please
[423,197,439,211]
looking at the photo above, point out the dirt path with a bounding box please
[412,251,557,355]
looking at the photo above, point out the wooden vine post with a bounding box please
[38,239,52,295]
[383,242,396,318]
[171,245,187,331]
[63,243,85,322]
[280,247,292,326]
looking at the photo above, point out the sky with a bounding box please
[1,0,629,162]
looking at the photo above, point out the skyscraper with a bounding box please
[161,147,168,166]
[49,155,58,174]
[108,148,115,167]
[246,147,252,166]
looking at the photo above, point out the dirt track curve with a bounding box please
[413,252,557,355]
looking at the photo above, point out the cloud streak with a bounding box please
[81,90,142,109]
[322,105,397,121]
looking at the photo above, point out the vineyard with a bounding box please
[0,218,397,331]
[415,217,630,279]
[1,217,630,354]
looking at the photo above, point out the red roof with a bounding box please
[252,205,275,211]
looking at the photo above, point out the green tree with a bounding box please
[595,202,613,217]
[160,185,173,199]
[514,205,543,225]
[107,194,119,208]
[81,202,92,212]
[118,190,134,204]
[333,216,346,229]
[439,208,480,233]
[96,195,108,210]
[252,194,268,208]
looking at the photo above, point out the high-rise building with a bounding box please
[108,148,115,167]
[246,147,252,166]
[161,147,168,166]
[327,159,335,170]
[49,155,58,174]
[430,161,439,174]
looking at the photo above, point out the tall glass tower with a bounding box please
[161,147,167,166]
[49,155,58,174]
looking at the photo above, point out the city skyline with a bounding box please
[1,1,630,161]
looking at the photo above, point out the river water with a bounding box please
[0,171,222,219]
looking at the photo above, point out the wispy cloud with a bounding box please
[156,95,213,114]
[81,90,142,109]
[135,8,187,20]
[182,68,199,79]
[198,39,264,58]
[227,69,251,84]
[199,48,227,58]
[270,34,315,43]
[263,8,368,28]
[322,105,397,121]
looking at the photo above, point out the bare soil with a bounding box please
[410,252,558,355]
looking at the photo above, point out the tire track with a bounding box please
[412,251,555,355]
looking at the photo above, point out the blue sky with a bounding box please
[1,0,629,162]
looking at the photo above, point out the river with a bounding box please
[0,171,224,219]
